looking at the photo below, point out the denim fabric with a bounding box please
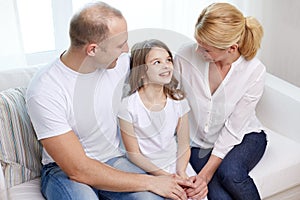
[41,156,163,200]
[190,131,267,200]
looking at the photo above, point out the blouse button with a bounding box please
[204,124,209,132]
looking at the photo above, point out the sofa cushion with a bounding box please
[250,129,300,199]
[8,178,44,200]
[0,87,42,188]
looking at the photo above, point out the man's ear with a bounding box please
[87,43,97,56]
[228,44,239,53]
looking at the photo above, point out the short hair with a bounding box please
[195,3,263,60]
[69,1,123,47]
[129,39,185,100]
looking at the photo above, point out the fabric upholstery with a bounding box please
[0,87,42,188]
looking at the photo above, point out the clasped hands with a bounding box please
[161,173,208,200]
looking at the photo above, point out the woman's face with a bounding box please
[196,41,229,62]
[144,47,173,86]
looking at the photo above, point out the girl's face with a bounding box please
[144,47,173,85]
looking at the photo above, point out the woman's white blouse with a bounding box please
[174,43,266,159]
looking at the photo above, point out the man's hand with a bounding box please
[148,174,193,200]
[185,175,208,200]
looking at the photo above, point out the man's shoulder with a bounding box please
[26,58,67,98]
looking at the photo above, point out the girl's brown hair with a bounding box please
[195,3,263,60]
[129,39,184,100]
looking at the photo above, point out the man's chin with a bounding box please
[106,60,117,69]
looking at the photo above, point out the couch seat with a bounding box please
[250,129,300,199]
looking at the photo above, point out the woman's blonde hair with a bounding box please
[195,3,263,60]
[129,39,184,100]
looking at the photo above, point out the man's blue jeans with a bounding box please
[40,156,163,200]
[190,131,267,200]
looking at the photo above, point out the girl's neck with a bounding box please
[139,84,167,111]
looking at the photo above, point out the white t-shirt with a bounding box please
[118,91,195,176]
[174,43,266,159]
[26,53,129,165]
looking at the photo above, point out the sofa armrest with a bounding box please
[0,163,8,200]
[256,73,300,142]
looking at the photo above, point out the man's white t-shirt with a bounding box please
[26,53,129,165]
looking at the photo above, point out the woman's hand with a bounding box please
[185,175,208,200]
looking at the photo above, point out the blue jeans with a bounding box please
[41,156,163,200]
[190,131,267,200]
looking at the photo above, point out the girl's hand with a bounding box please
[148,174,192,200]
[186,175,208,200]
[176,170,189,179]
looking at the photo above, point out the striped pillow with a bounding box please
[0,87,42,188]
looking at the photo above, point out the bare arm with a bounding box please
[176,113,191,178]
[41,130,191,199]
[119,118,170,176]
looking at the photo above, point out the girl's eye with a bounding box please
[167,58,172,63]
[153,61,160,65]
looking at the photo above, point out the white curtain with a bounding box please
[0,0,26,69]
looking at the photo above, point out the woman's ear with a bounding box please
[229,44,239,53]
[228,44,239,53]
[86,43,97,56]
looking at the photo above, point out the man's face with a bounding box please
[96,17,129,69]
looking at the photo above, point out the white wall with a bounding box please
[258,0,300,87]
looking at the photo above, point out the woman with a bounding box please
[174,3,267,200]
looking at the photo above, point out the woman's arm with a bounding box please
[119,118,170,176]
[176,113,191,178]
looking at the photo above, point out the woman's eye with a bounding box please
[167,58,172,63]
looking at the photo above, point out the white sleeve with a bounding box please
[26,94,71,140]
[179,98,190,117]
[117,97,133,123]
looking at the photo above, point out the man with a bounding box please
[26,1,191,200]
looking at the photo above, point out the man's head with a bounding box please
[69,1,128,69]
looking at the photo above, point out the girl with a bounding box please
[118,39,205,199]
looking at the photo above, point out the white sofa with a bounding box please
[0,66,300,200]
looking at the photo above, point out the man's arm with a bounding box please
[41,130,191,199]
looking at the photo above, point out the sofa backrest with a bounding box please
[0,66,42,92]
[256,73,300,143]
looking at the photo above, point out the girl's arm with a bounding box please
[176,113,191,179]
[119,118,170,176]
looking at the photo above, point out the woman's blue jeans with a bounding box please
[190,131,267,200]
[40,156,163,200]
